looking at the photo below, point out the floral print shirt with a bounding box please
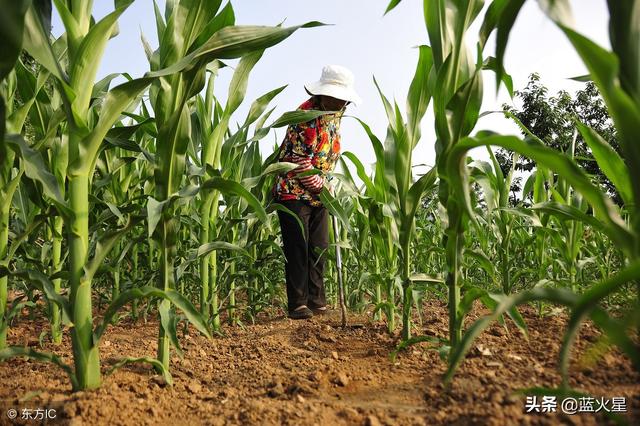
[272,97,342,207]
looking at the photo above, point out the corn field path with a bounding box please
[0,299,638,425]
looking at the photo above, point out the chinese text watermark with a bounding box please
[525,395,627,415]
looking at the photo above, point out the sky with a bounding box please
[52,0,611,176]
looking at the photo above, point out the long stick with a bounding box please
[332,215,347,327]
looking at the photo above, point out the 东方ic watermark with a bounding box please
[5,407,57,421]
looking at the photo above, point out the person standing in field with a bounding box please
[272,65,361,320]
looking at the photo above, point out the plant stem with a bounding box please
[68,174,100,390]
[0,207,9,349]
[446,203,464,348]
[401,237,412,340]
[132,242,139,321]
[113,240,120,301]
[157,214,176,370]
[51,216,63,344]
[199,194,214,320]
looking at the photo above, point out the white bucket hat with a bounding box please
[305,65,362,105]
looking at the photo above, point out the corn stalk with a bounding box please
[0,0,32,350]
[440,0,640,383]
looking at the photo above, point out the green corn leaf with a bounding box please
[447,134,634,256]
[147,22,325,78]
[153,0,166,42]
[5,134,70,217]
[0,267,71,324]
[51,0,80,53]
[530,201,605,232]
[405,167,438,223]
[244,85,287,126]
[92,72,125,99]
[406,45,433,147]
[373,76,398,137]
[447,69,483,143]
[226,51,263,114]
[423,0,448,69]
[7,97,35,134]
[537,0,574,28]
[588,308,640,372]
[478,0,509,49]
[490,0,526,93]
[384,0,403,15]
[482,56,514,98]
[201,177,268,223]
[485,292,528,337]
[342,152,376,195]
[190,1,235,53]
[0,0,31,82]
[80,77,155,176]
[558,259,640,385]
[319,188,351,233]
[3,213,47,264]
[444,287,579,383]
[84,219,136,282]
[147,197,167,238]
[457,286,487,323]
[241,161,298,189]
[180,0,223,56]
[269,110,335,129]
[575,121,633,207]
[354,117,387,200]
[570,74,591,82]
[195,241,249,259]
[606,0,640,103]
[22,3,75,104]
[22,4,60,81]
[0,169,24,219]
[94,286,211,342]
[400,167,438,251]
[158,301,183,357]
[409,274,444,286]
[554,25,640,221]
[194,22,325,61]
[465,249,496,280]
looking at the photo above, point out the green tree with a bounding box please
[498,73,622,204]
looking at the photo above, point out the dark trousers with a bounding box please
[276,200,328,311]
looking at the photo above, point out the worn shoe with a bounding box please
[288,305,313,320]
[309,305,329,315]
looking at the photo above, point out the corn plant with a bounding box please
[187,39,286,327]
[386,0,518,347]
[1,0,185,390]
[140,0,323,368]
[345,43,438,339]
[0,0,34,350]
[437,0,640,383]
[0,0,322,390]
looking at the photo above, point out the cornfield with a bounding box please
[0,0,638,424]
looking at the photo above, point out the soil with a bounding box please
[0,299,638,425]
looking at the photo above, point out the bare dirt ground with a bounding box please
[0,299,638,425]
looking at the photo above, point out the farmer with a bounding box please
[272,65,361,320]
